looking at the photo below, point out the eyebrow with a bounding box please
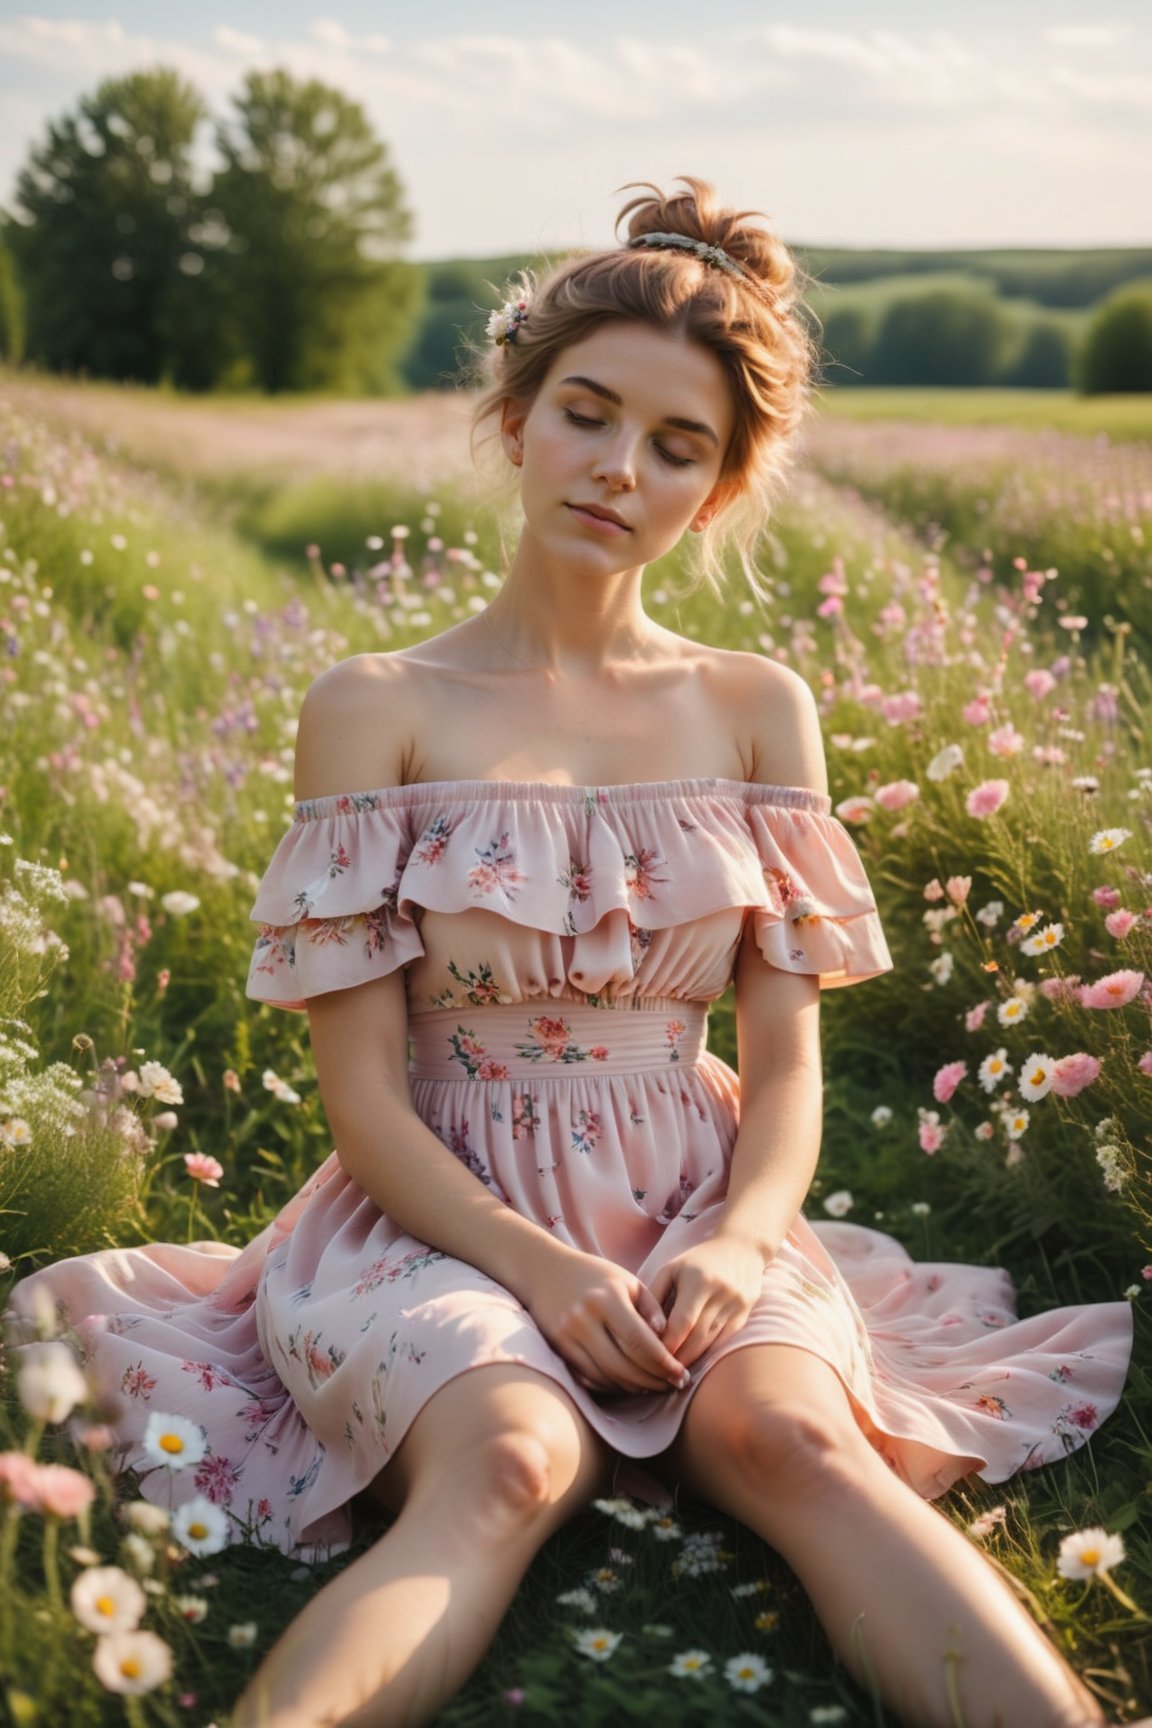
[558,375,719,448]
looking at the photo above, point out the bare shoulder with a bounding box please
[294,652,421,800]
[701,646,827,796]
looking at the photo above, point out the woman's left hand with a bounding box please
[647,1237,767,1371]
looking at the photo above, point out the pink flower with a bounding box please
[817,595,843,618]
[875,779,920,812]
[0,1451,42,1507]
[835,796,875,825]
[1092,886,1121,909]
[923,878,945,902]
[881,691,922,725]
[1024,669,1057,701]
[933,1061,967,1104]
[987,724,1024,758]
[1039,975,1081,1003]
[1080,970,1145,1010]
[1049,1053,1101,1098]
[918,1114,947,1155]
[965,1001,990,1032]
[962,697,991,726]
[945,876,971,906]
[29,1464,96,1520]
[183,1152,224,1187]
[1138,1051,1152,1076]
[966,780,1010,819]
[1105,909,1138,939]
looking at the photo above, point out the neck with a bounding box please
[482,530,662,676]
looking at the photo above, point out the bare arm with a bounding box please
[294,657,689,1394]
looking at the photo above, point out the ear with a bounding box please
[689,478,736,533]
[500,399,526,468]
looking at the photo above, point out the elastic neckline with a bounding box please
[292,776,833,819]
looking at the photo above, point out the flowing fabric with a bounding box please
[9,779,1133,1558]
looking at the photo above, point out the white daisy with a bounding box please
[1018,1054,1055,1101]
[724,1652,774,1693]
[870,1105,893,1127]
[996,997,1029,1027]
[975,900,1004,928]
[573,1628,622,1662]
[71,1566,146,1635]
[92,1629,173,1695]
[1057,1527,1126,1580]
[136,1061,183,1106]
[171,1495,229,1557]
[1004,1108,1030,1141]
[228,1622,258,1649]
[556,1587,598,1615]
[926,743,964,781]
[171,1593,209,1624]
[1020,922,1064,956]
[1089,829,1132,855]
[822,1190,854,1218]
[121,1501,169,1537]
[17,1341,88,1424]
[928,952,954,986]
[977,1049,1013,1093]
[142,1412,206,1471]
[669,1649,713,1680]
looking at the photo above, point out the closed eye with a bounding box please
[562,408,695,468]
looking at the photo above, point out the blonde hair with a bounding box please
[466,175,820,599]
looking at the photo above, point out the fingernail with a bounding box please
[677,1370,691,1390]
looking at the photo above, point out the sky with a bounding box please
[1,2,1150,260]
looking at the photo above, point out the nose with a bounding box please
[591,432,638,492]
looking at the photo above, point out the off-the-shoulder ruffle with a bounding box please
[246,778,892,1008]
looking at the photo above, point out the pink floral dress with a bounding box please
[10,779,1133,1558]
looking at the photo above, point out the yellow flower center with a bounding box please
[188,1521,207,1540]
[1028,1068,1044,1085]
[158,1433,184,1455]
[1081,1547,1099,1566]
[96,1595,115,1617]
[120,1658,142,1679]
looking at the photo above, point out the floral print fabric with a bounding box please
[9,779,1132,1559]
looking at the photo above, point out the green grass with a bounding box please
[814,386,1152,441]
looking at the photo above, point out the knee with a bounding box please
[716,1398,860,1498]
[465,1423,583,1533]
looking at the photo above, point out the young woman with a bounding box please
[12,179,1133,1728]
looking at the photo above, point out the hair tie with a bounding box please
[486,296,530,347]
[627,231,751,283]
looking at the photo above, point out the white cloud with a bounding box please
[1048,65,1152,104]
[213,25,265,57]
[1042,25,1130,49]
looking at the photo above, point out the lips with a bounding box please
[568,502,632,530]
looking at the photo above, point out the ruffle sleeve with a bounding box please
[246,793,424,1011]
[744,794,893,988]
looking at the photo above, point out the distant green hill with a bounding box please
[400,245,1152,393]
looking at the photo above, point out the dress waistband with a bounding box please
[407,1002,708,1080]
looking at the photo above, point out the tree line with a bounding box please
[1,65,1150,396]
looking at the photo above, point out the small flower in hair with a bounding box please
[487,295,530,346]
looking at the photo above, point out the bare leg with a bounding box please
[231,1365,611,1728]
[662,1344,1104,1728]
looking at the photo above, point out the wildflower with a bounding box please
[822,1190,854,1218]
[1021,923,1064,956]
[975,900,1004,928]
[875,779,919,812]
[573,1628,622,1662]
[669,1650,713,1680]
[945,875,971,905]
[171,1594,209,1623]
[967,1506,1007,1540]
[1105,908,1138,939]
[926,744,964,781]
[137,1061,183,1105]
[911,1201,931,1216]
[1096,1143,1126,1192]
[755,1609,780,1631]
[834,796,874,824]
[978,1050,1012,1092]
[222,1068,241,1093]
[996,996,1028,1027]
[988,723,1024,757]
[92,1628,173,1695]
[1018,1054,1055,1102]
[1057,1527,1125,1580]
[962,696,991,726]
[142,1412,207,1471]
[228,1622,258,1649]
[1039,975,1081,1004]
[933,1061,967,1104]
[974,1121,994,1141]
[171,1495,229,1556]
[965,1001,990,1032]
[1004,1108,1030,1141]
[160,891,200,916]
[928,952,954,986]
[556,1587,598,1613]
[71,1567,146,1635]
[1139,1051,1152,1076]
[1024,668,1057,700]
[870,1105,893,1127]
[1050,1054,1101,1098]
[724,1652,774,1693]
[923,878,945,902]
[121,1534,155,1574]
[650,1516,682,1540]
[1080,970,1144,1010]
[262,1068,302,1104]
[0,1452,42,1507]
[1071,775,1100,793]
[592,1496,649,1529]
[966,780,1010,819]
[17,1340,88,1423]
[590,1567,621,1593]
[31,1464,97,1520]
[122,1501,169,1537]
[0,1115,31,1147]
[183,1152,224,1187]
[918,1109,947,1154]
[1089,829,1131,855]
[1092,885,1121,909]
[153,1110,178,1134]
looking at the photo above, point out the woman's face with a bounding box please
[501,320,737,576]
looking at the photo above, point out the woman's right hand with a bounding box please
[524,1248,691,1396]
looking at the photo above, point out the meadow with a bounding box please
[0,369,1150,1726]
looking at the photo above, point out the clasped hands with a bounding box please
[526,1237,766,1397]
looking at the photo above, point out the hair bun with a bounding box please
[615,175,798,312]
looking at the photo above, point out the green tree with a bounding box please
[7,68,223,385]
[998,319,1071,389]
[816,304,874,388]
[0,226,25,363]
[212,69,416,394]
[870,289,1008,386]
[1075,282,1152,394]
